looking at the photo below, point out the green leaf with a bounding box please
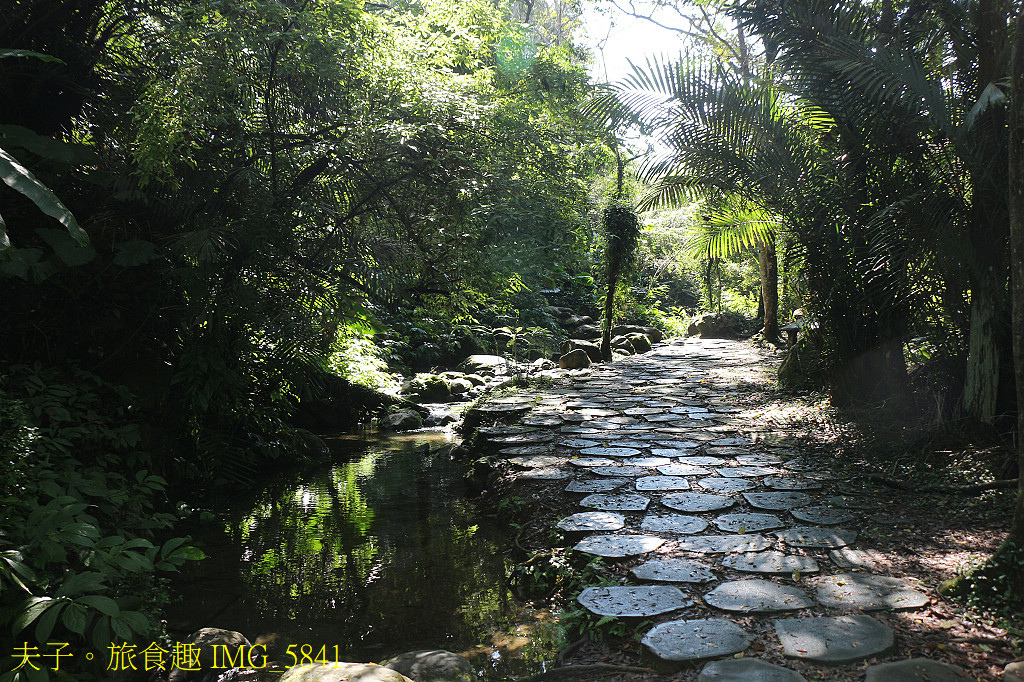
[0,126,94,165]
[0,50,65,63]
[33,600,65,642]
[12,597,54,633]
[76,595,120,618]
[61,604,87,636]
[112,239,160,266]
[55,571,106,597]
[0,147,87,246]
[35,228,95,266]
[118,610,151,635]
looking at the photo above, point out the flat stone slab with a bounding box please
[509,456,565,468]
[676,534,772,554]
[698,658,808,681]
[641,514,709,534]
[579,446,642,457]
[521,415,565,427]
[762,476,823,490]
[743,492,814,510]
[776,527,857,548]
[662,493,736,513]
[678,456,728,466]
[577,585,692,617]
[625,456,673,467]
[569,457,618,467]
[517,467,570,480]
[591,466,650,477]
[829,547,885,570]
[736,454,784,465]
[790,506,856,525]
[632,557,717,583]
[643,619,752,661]
[657,463,711,476]
[580,493,651,511]
[715,466,779,477]
[698,477,756,493]
[704,579,814,613]
[560,438,604,448]
[814,573,929,610]
[564,478,629,493]
[556,511,626,532]
[573,534,665,557]
[773,615,894,664]
[490,431,555,444]
[711,437,752,446]
[713,513,786,533]
[636,475,692,491]
[864,658,973,681]
[722,551,820,575]
[499,445,550,456]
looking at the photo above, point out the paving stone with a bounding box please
[490,431,555,444]
[713,513,787,533]
[577,585,692,617]
[569,457,619,467]
[736,454,784,465]
[704,579,814,613]
[509,455,565,468]
[636,475,692,491]
[556,511,625,532]
[715,466,779,477]
[773,615,894,664]
[642,619,752,661]
[680,456,729,466]
[564,478,629,493]
[776,527,857,548]
[676,534,772,554]
[498,445,550,456]
[657,463,711,476]
[698,477,757,493]
[651,441,702,449]
[559,438,604,448]
[814,573,929,610]
[864,658,974,681]
[573,534,665,557]
[721,551,820,575]
[626,457,674,467]
[829,547,884,570]
[710,437,752,446]
[579,446,642,458]
[632,557,718,583]
[641,514,709,534]
[762,476,823,491]
[790,506,856,525]
[521,415,564,427]
[697,658,808,681]
[517,467,570,480]
[478,425,536,437]
[591,465,650,477]
[826,495,877,510]
[743,491,814,510]
[662,492,736,513]
[580,493,651,511]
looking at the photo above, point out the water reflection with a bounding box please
[169,432,558,679]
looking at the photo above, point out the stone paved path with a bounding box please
[475,337,978,681]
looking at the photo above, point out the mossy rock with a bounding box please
[401,373,451,402]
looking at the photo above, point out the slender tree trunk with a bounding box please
[1007,2,1024,545]
[601,275,615,361]
[758,238,779,340]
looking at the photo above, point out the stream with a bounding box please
[166,429,560,680]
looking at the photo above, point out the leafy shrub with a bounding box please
[0,366,202,682]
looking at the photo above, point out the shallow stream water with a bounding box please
[166,430,560,680]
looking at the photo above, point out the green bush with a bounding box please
[0,366,202,682]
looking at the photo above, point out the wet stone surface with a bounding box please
[555,511,625,532]
[661,492,736,513]
[774,615,895,664]
[577,585,692,617]
[721,551,821,575]
[579,493,651,511]
[676,534,773,554]
[642,619,753,661]
[713,513,787,533]
[573,533,665,557]
[704,579,815,613]
[640,514,709,535]
[813,573,929,611]
[632,557,718,583]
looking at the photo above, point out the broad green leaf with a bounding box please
[0,147,87,246]
[35,228,95,266]
[61,604,88,635]
[0,126,94,165]
[76,595,120,617]
[12,597,54,633]
[55,571,106,597]
[118,610,151,635]
[0,50,65,63]
[33,600,65,642]
[112,239,160,266]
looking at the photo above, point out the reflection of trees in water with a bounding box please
[228,439,510,654]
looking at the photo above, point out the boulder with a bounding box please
[168,628,251,682]
[610,335,634,353]
[611,324,648,337]
[1004,661,1024,682]
[627,333,652,353]
[448,378,473,395]
[532,358,556,370]
[569,324,602,339]
[491,328,514,352]
[381,408,423,431]
[642,326,664,343]
[382,650,475,682]
[463,373,487,386]
[401,374,451,402]
[279,663,413,682]
[458,355,509,375]
[688,312,731,339]
[561,339,602,361]
[558,348,591,369]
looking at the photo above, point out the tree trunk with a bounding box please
[758,238,779,340]
[601,276,615,361]
[963,282,1003,423]
[1007,3,1024,546]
